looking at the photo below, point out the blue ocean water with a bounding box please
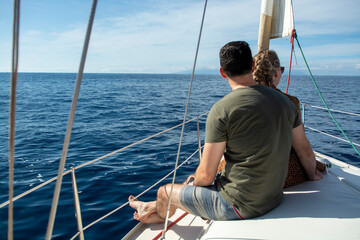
[0,73,359,239]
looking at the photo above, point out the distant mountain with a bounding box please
[174,68,219,75]
[174,68,308,76]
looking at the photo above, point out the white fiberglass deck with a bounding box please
[123,153,360,240]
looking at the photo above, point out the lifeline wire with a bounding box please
[305,126,360,147]
[303,104,360,117]
[8,1,21,239]
[295,35,360,157]
[0,112,208,209]
[161,0,208,238]
[45,1,98,239]
[69,148,201,240]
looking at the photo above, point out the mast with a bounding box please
[258,0,274,53]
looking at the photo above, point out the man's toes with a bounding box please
[134,211,140,221]
[129,195,138,202]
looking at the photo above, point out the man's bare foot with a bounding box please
[128,195,158,223]
[134,211,164,224]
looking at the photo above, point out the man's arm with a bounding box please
[292,124,322,181]
[193,142,226,186]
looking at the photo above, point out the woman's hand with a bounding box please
[308,168,323,181]
[185,174,195,185]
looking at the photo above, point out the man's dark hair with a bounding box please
[219,41,253,77]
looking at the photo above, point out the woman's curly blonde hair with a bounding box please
[253,50,280,89]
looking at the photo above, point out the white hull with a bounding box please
[123,152,360,240]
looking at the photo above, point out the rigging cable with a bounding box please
[45,1,98,239]
[294,35,360,157]
[69,148,202,240]
[0,112,208,209]
[161,0,208,238]
[285,29,296,94]
[8,1,21,239]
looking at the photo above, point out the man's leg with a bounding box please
[128,183,187,224]
[156,183,188,220]
[128,196,163,223]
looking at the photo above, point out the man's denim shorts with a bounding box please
[179,184,245,220]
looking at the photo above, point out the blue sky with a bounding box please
[0,0,359,75]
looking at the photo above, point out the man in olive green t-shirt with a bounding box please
[205,84,301,218]
[128,41,322,223]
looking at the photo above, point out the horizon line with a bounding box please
[0,72,359,77]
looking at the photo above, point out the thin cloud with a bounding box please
[293,0,360,36]
[0,0,359,74]
[296,43,360,58]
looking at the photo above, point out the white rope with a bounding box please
[305,125,360,147]
[303,103,360,117]
[69,148,201,240]
[45,1,98,239]
[161,0,208,238]
[0,112,209,209]
[8,1,20,239]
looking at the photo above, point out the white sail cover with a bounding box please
[261,0,294,39]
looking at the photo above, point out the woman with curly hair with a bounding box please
[253,50,325,188]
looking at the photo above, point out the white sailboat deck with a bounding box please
[123,153,360,240]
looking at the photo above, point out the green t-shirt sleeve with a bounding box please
[205,104,227,143]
